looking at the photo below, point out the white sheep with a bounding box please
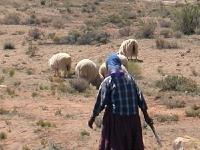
[173,136,200,150]
[99,62,128,80]
[75,59,100,84]
[117,54,128,69]
[48,53,71,77]
[118,39,139,60]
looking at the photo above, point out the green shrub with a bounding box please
[0,132,7,140]
[160,29,173,38]
[119,26,131,37]
[60,26,110,45]
[174,31,183,38]
[159,19,172,28]
[136,21,156,38]
[173,4,200,35]
[36,120,53,128]
[52,18,65,29]
[127,62,141,79]
[40,0,46,5]
[162,99,185,109]
[155,114,179,122]
[28,28,42,40]
[9,69,15,77]
[80,130,90,137]
[102,14,131,27]
[0,76,4,84]
[26,42,38,57]
[81,3,96,13]
[185,105,200,118]
[69,78,89,92]
[4,42,15,50]
[3,13,20,25]
[156,75,198,93]
[156,38,179,49]
[0,108,9,115]
[26,14,40,25]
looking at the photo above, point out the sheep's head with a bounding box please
[91,74,102,89]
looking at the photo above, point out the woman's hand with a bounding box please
[88,117,95,129]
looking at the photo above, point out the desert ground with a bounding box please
[0,0,200,149]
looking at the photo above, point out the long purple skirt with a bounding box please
[99,109,144,150]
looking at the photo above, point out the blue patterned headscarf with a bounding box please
[106,53,124,77]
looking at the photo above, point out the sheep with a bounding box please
[48,53,71,78]
[99,62,128,81]
[117,54,128,69]
[173,136,200,150]
[118,39,139,61]
[75,59,101,88]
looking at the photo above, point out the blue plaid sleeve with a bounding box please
[91,79,111,118]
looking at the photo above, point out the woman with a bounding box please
[88,53,153,150]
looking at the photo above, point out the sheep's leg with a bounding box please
[54,69,58,77]
[64,70,67,78]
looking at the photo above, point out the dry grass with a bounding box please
[155,114,179,123]
[161,98,185,109]
[69,78,89,92]
[156,38,179,49]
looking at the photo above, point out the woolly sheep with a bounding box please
[99,62,128,80]
[48,53,71,77]
[173,136,200,150]
[117,54,128,68]
[118,39,139,60]
[75,59,99,84]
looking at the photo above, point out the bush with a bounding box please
[127,62,141,79]
[156,38,179,49]
[26,14,40,25]
[136,21,156,38]
[26,42,38,57]
[0,76,4,84]
[0,132,7,140]
[159,19,172,28]
[160,29,173,38]
[36,120,53,127]
[52,18,65,29]
[58,26,110,45]
[119,26,131,37]
[156,75,198,93]
[155,114,179,122]
[173,4,200,35]
[9,69,15,77]
[28,28,42,40]
[174,31,182,38]
[82,3,96,13]
[103,14,131,27]
[3,13,20,25]
[3,42,15,50]
[69,78,89,92]
[162,99,185,109]
[40,0,46,5]
[185,105,200,118]
[195,28,200,35]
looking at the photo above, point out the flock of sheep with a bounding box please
[48,39,139,87]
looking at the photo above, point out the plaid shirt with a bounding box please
[91,73,148,118]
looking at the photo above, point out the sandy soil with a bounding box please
[0,0,200,149]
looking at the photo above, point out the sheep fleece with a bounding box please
[118,39,138,59]
[75,59,98,82]
[49,53,71,72]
